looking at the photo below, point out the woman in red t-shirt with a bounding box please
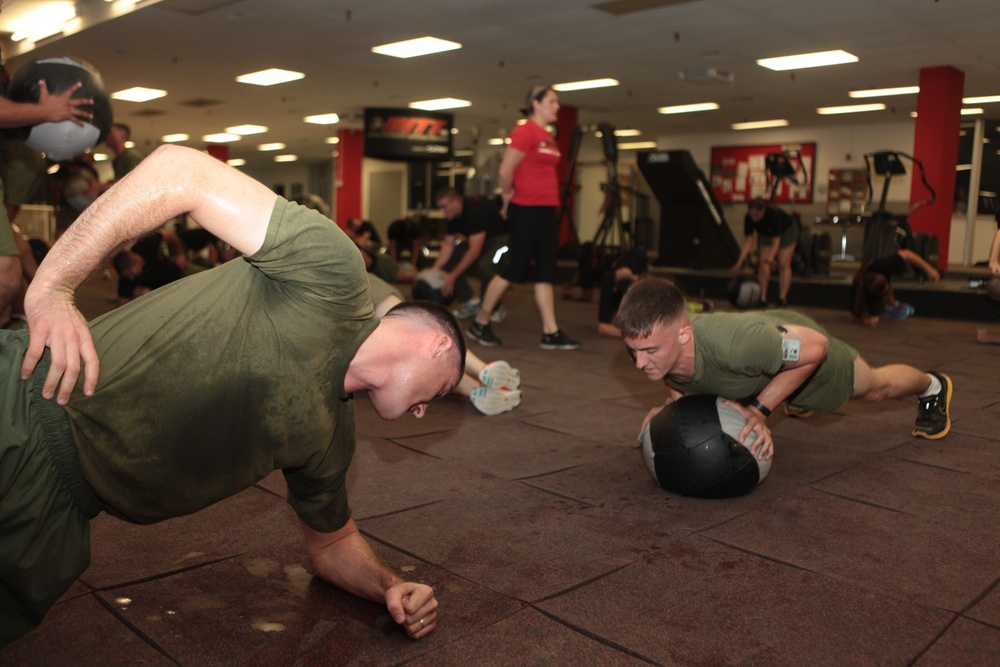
[467,86,580,350]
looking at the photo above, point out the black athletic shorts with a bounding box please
[500,204,558,284]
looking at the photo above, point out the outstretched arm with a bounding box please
[730,234,755,274]
[0,80,93,129]
[897,249,940,282]
[300,518,438,639]
[21,144,278,404]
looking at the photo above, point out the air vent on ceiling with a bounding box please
[180,98,224,108]
[678,67,734,84]
[593,0,702,16]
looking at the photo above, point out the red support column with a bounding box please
[908,65,964,269]
[554,104,579,246]
[336,129,364,227]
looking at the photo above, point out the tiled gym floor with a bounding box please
[4,271,1000,666]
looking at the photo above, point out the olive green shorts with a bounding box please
[0,330,102,647]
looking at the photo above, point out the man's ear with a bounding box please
[432,334,454,358]
[677,323,693,345]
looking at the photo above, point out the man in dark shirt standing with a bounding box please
[434,188,509,319]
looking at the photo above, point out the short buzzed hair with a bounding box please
[384,300,467,377]
[434,187,461,204]
[614,277,689,339]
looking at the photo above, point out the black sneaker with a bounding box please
[913,371,953,439]
[540,330,581,350]
[467,321,502,347]
[777,298,788,308]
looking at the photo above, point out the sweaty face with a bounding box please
[367,352,460,420]
[624,321,684,382]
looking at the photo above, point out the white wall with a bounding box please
[361,158,408,238]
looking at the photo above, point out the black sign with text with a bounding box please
[364,108,453,161]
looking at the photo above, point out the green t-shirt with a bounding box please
[668,310,858,413]
[65,198,377,532]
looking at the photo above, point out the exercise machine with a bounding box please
[637,150,740,268]
[861,150,938,266]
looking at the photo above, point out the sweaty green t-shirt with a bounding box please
[65,198,377,532]
[668,310,859,413]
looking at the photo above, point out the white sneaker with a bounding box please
[490,304,508,323]
[452,299,481,319]
[479,360,521,391]
[470,387,521,416]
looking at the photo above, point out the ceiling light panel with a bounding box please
[816,103,885,115]
[757,50,858,71]
[658,102,719,114]
[552,78,619,92]
[732,119,789,130]
[235,68,304,86]
[304,113,340,125]
[226,124,268,135]
[849,86,919,98]
[111,87,167,102]
[371,36,461,58]
[409,98,471,111]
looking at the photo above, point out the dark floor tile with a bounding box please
[84,485,300,589]
[893,431,1000,474]
[537,534,952,667]
[524,444,794,530]
[913,617,1000,667]
[704,487,1000,611]
[346,437,508,517]
[405,607,650,666]
[1,594,173,666]
[512,398,648,451]
[388,420,624,480]
[92,540,522,667]
[966,581,1000,627]
[812,454,1000,532]
[359,483,665,603]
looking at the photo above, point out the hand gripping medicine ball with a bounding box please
[7,56,114,161]
[639,394,772,498]
[411,268,456,306]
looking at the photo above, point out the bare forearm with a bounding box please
[303,520,402,603]
[0,99,54,129]
[32,145,272,295]
[753,363,820,411]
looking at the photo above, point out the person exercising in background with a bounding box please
[615,277,954,461]
[0,17,95,328]
[730,197,798,307]
[851,248,941,327]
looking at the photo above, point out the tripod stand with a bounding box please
[592,122,632,251]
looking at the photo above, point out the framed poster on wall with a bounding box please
[709,143,816,204]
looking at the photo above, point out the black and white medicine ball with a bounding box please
[639,394,772,498]
[411,268,455,306]
[727,278,762,309]
[7,56,114,161]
